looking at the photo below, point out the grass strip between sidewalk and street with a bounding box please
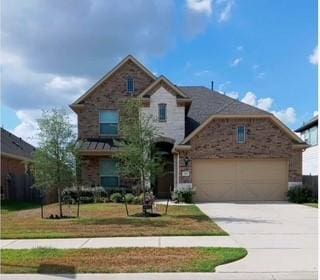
[1,247,247,273]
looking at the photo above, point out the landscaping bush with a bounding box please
[124,193,135,204]
[172,185,194,203]
[132,195,142,204]
[62,186,108,204]
[110,192,123,203]
[287,185,313,203]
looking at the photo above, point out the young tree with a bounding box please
[113,99,165,215]
[33,108,77,218]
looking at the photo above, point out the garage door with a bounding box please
[192,159,288,201]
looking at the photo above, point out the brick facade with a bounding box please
[178,118,303,185]
[73,57,303,195]
[77,60,154,139]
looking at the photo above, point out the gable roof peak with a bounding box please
[138,75,188,98]
[70,54,156,106]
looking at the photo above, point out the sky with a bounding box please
[1,0,318,146]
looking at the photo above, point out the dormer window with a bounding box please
[127,78,134,93]
[158,103,167,122]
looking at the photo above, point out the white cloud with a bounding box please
[230,57,243,67]
[241,91,296,125]
[217,0,234,23]
[2,50,91,110]
[236,45,243,51]
[45,76,89,92]
[184,0,213,37]
[271,107,296,125]
[186,0,213,15]
[226,91,239,99]
[241,91,256,106]
[309,46,318,65]
[242,92,273,111]
[11,109,78,147]
[257,97,273,111]
[313,111,318,116]
[11,110,42,146]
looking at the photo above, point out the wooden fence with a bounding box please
[302,175,318,199]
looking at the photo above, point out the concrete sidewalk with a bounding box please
[1,272,317,280]
[0,236,239,249]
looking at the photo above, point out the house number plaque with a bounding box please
[182,171,190,177]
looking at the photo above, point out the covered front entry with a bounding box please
[154,141,174,199]
[192,159,288,202]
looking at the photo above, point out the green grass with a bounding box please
[1,247,247,273]
[1,203,227,239]
[303,203,318,208]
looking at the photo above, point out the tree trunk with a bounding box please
[57,187,63,218]
[77,186,80,218]
[123,193,129,216]
[40,202,44,219]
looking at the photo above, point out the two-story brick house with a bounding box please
[70,55,307,202]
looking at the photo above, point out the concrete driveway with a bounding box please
[197,202,318,274]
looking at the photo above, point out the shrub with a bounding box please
[124,193,135,204]
[172,185,194,203]
[132,196,142,204]
[110,192,123,203]
[287,185,313,203]
[62,186,108,204]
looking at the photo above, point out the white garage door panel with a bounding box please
[193,159,288,202]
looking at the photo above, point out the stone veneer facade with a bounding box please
[177,118,302,188]
[141,85,185,143]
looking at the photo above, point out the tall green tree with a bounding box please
[33,109,77,218]
[113,99,165,213]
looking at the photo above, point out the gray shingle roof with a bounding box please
[295,115,318,133]
[1,128,35,160]
[179,86,271,135]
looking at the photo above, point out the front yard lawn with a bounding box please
[1,247,247,273]
[1,202,226,239]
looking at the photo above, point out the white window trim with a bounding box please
[237,125,246,144]
[99,110,119,137]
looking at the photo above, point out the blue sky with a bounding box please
[1,0,317,145]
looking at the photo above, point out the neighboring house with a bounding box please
[70,55,307,202]
[1,127,36,201]
[295,116,318,176]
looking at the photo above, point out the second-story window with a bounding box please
[158,103,167,122]
[127,78,134,93]
[99,110,119,136]
[237,125,246,144]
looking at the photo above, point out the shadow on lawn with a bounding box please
[175,214,212,222]
[2,263,76,277]
[38,263,76,276]
[78,217,173,227]
[214,217,277,224]
[1,201,40,212]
